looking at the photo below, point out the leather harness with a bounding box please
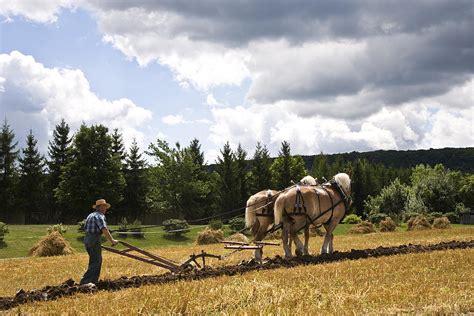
[255,190,275,218]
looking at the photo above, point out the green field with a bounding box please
[0,223,469,259]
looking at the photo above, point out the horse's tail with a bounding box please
[245,195,257,228]
[274,193,286,225]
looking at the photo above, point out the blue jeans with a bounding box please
[80,234,102,285]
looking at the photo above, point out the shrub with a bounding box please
[454,203,470,215]
[348,221,375,234]
[196,228,224,245]
[342,214,362,224]
[379,217,397,232]
[47,223,67,235]
[77,220,86,234]
[228,217,246,232]
[225,233,249,243]
[407,215,431,231]
[208,219,223,230]
[368,213,389,224]
[433,216,450,229]
[444,212,459,224]
[163,219,190,237]
[129,219,144,238]
[0,222,9,242]
[30,231,75,257]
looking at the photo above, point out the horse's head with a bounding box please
[334,172,352,198]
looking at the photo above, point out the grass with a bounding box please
[0,223,369,259]
[0,226,473,315]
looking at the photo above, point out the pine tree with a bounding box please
[270,141,307,189]
[0,119,18,222]
[235,143,249,206]
[111,128,126,163]
[249,142,273,192]
[17,130,46,223]
[55,124,125,221]
[122,138,149,220]
[215,142,239,216]
[311,152,329,181]
[47,119,72,221]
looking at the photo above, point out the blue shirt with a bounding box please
[84,210,107,234]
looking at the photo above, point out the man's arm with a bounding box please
[102,228,119,246]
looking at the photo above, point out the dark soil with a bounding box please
[1,239,473,311]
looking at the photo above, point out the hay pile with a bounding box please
[379,217,397,232]
[196,228,224,245]
[29,231,75,257]
[348,221,376,234]
[310,225,325,237]
[225,233,249,243]
[407,215,432,231]
[264,230,281,240]
[433,216,450,229]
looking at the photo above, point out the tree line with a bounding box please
[0,118,472,224]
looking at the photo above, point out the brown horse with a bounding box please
[274,173,351,258]
[245,176,318,260]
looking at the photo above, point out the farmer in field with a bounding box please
[79,199,119,286]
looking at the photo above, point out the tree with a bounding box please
[122,138,149,220]
[235,144,249,207]
[17,130,46,223]
[311,153,330,181]
[47,119,72,221]
[55,124,125,222]
[270,141,307,190]
[215,142,239,216]
[0,119,18,222]
[364,178,410,219]
[111,128,126,163]
[249,142,272,192]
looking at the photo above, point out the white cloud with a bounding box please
[0,51,152,151]
[206,94,218,107]
[0,0,74,23]
[161,114,184,125]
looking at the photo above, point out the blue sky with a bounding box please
[0,1,472,163]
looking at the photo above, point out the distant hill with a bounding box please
[300,147,474,173]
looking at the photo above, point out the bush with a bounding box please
[47,223,67,235]
[444,212,459,224]
[407,215,431,231]
[433,216,450,229]
[454,203,470,215]
[379,217,397,232]
[77,220,86,234]
[208,219,223,230]
[0,222,9,242]
[225,233,249,243]
[196,228,224,245]
[129,219,144,239]
[228,217,246,232]
[368,213,389,224]
[30,231,75,257]
[163,219,190,237]
[342,214,362,224]
[348,221,375,234]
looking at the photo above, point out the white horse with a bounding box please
[274,173,351,258]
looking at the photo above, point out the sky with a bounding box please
[0,1,473,164]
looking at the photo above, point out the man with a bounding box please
[80,198,119,286]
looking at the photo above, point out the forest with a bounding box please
[0,119,472,224]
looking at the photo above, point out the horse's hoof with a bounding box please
[295,249,303,256]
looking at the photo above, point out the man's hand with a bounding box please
[111,239,119,246]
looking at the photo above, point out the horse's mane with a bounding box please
[300,175,317,185]
[334,173,351,194]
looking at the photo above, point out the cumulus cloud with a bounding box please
[161,114,185,125]
[0,0,74,23]
[0,51,152,151]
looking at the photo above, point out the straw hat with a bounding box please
[92,199,111,209]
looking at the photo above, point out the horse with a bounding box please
[274,173,351,258]
[244,176,318,260]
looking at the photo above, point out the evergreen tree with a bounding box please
[215,142,239,216]
[111,128,127,164]
[311,153,330,181]
[249,142,272,192]
[122,138,149,220]
[270,141,307,189]
[47,119,72,221]
[55,124,125,222]
[17,130,46,223]
[0,119,18,222]
[235,143,249,206]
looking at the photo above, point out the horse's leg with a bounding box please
[282,222,292,259]
[323,221,337,254]
[303,225,310,255]
[321,224,330,254]
[292,222,304,256]
[254,219,268,261]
